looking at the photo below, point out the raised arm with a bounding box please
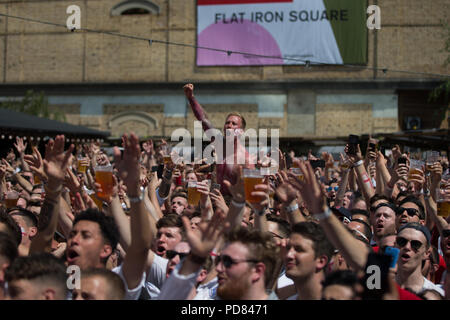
[115,133,154,290]
[14,137,30,172]
[289,160,370,271]
[30,135,74,254]
[158,211,226,300]
[346,144,375,208]
[24,146,48,185]
[334,153,352,207]
[183,83,214,132]
[223,166,247,230]
[276,170,306,225]
[2,159,33,194]
[374,152,389,196]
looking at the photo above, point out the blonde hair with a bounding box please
[226,112,246,129]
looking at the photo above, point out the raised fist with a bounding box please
[183,83,194,99]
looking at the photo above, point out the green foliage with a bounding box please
[0,90,66,122]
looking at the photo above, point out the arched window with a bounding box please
[111,0,160,16]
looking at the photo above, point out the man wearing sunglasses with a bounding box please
[395,222,444,297]
[395,196,425,230]
[158,227,278,300]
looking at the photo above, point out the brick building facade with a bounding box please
[0,0,448,149]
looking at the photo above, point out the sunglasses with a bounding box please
[395,207,420,218]
[216,254,259,268]
[326,186,339,192]
[442,229,450,238]
[166,250,189,260]
[396,236,424,251]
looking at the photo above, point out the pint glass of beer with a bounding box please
[34,174,41,185]
[408,160,424,181]
[187,181,201,206]
[89,192,103,210]
[95,165,114,199]
[5,190,19,209]
[243,169,264,204]
[425,151,439,171]
[77,155,88,173]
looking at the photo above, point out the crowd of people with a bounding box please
[0,83,449,300]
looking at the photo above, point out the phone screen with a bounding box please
[369,143,377,152]
[157,164,164,179]
[347,135,359,155]
[397,157,407,165]
[384,247,400,269]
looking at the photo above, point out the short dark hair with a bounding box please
[322,270,359,297]
[398,195,425,220]
[351,209,370,219]
[265,214,291,238]
[395,191,409,202]
[5,253,68,299]
[369,194,392,206]
[171,192,187,201]
[0,231,19,263]
[82,268,125,300]
[225,227,279,288]
[73,209,119,251]
[291,222,335,263]
[156,213,184,230]
[0,208,22,246]
[9,207,38,228]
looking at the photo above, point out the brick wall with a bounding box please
[0,0,447,83]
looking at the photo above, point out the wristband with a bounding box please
[231,199,245,208]
[313,206,332,221]
[285,203,299,213]
[353,160,364,168]
[128,191,144,203]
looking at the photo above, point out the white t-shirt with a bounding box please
[421,277,445,297]
[144,254,169,299]
[193,277,218,300]
[277,271,294,289]
[112,264,146,300]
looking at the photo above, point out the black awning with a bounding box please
[0,108,109,140]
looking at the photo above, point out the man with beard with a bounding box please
[157,220,279,300]
[395,222,444,297]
